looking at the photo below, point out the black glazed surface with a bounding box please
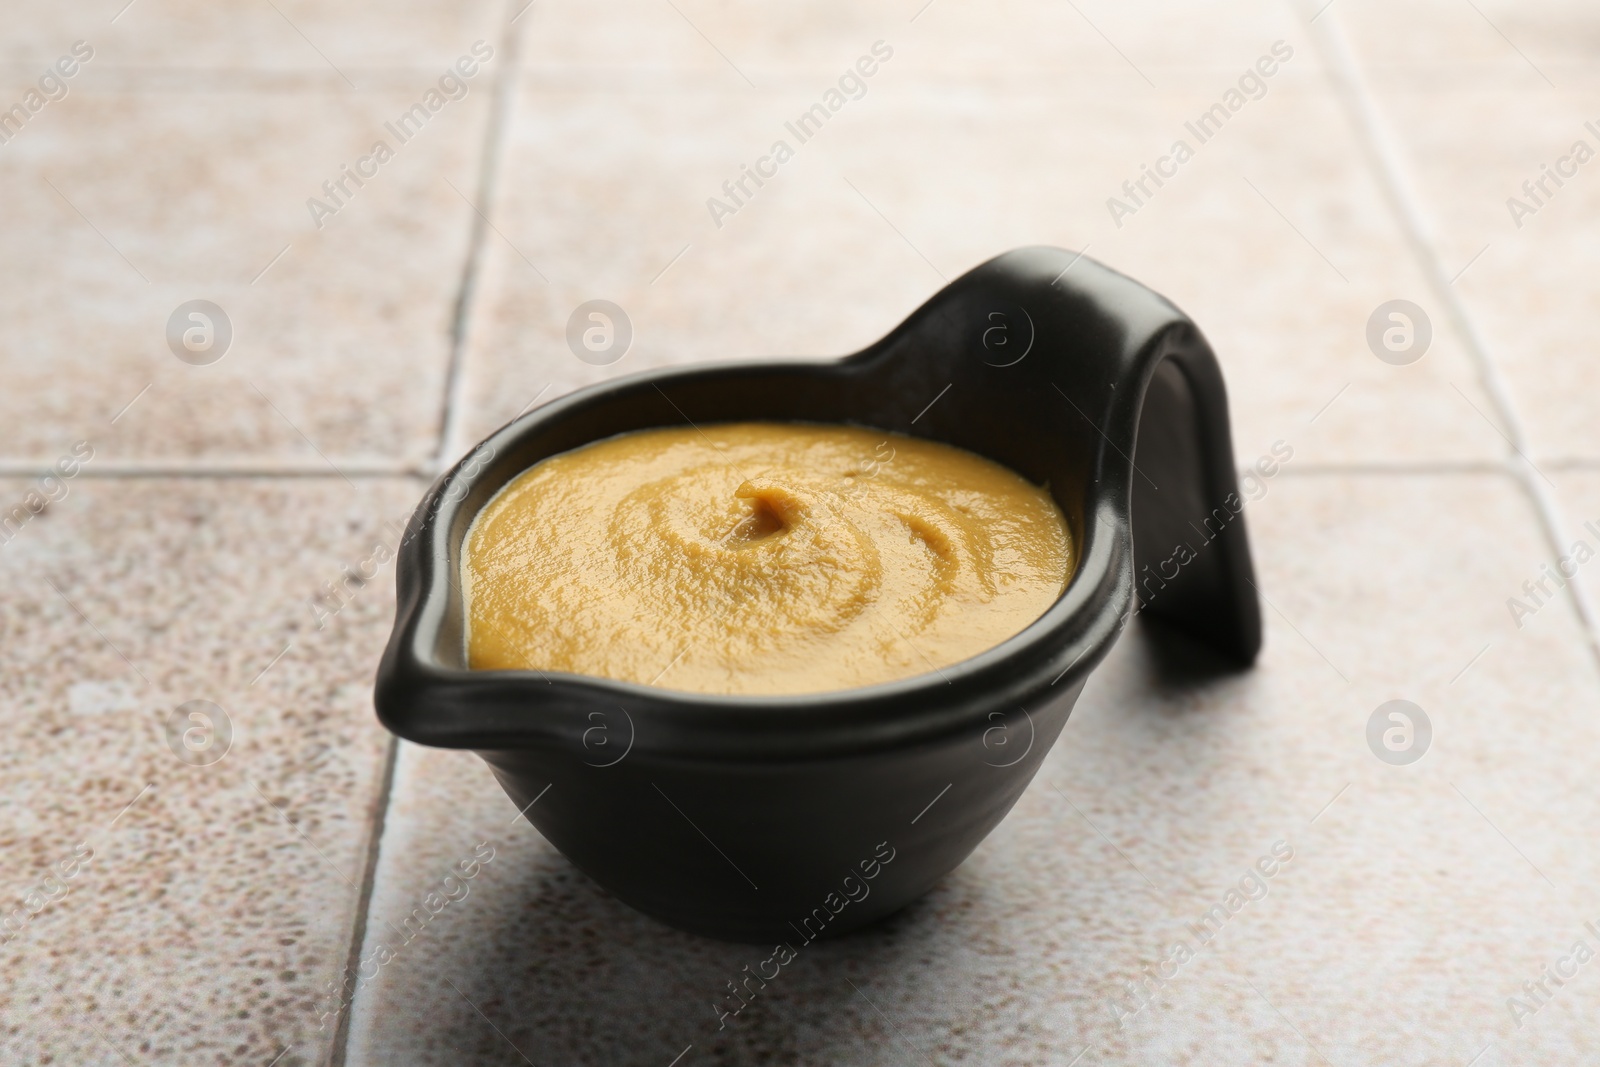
[374,246,1261,941]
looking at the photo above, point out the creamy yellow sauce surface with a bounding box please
[464,423,1072,695]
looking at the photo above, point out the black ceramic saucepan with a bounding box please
[375,246,1261,943]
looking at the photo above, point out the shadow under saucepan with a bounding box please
[1135,613,1257,692]
[342,723,1164,1067]
[349,586,1270,1067]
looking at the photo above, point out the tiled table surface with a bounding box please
[3,0,1598,1064]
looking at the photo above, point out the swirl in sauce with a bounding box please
[464,423,1072,695]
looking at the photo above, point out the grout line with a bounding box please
[329,735,402,1067]
[432,0,525,476]
[333,11,527,1064]
[1301,1,1600,664]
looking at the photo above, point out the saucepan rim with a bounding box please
[375,250,1159,755]
[376,367,1131,755]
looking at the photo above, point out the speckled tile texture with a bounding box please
[451,2,1506,469]
[1328,2,1600,462]
[343,474,1600,1067]
[0,27,500,467]
[2,0,503,75]
[0,476,421,1066]
[6,0,1600,1065]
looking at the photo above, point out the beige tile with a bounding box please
[1052,471,1600,1065]
[1,0,505,79]
[518,0,1310,93]
[1329,4,1600,462]
[343,471,1600,1065]
[891,0,1313,93]
[1552,471,1600,633]
[517,0,900,90]
[453,35,1504,469]
[1330,0,1597,89]
[0,475,418,1065]
[5,5,1598,1066]
[0,79,493,466]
